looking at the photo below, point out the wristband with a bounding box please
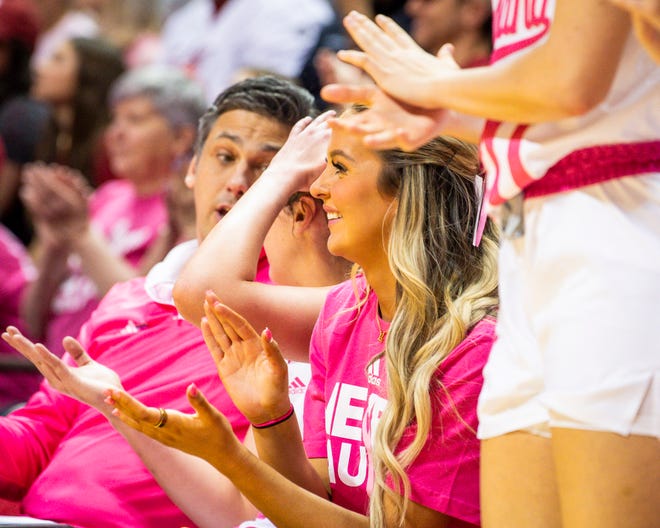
[251,403,295,429]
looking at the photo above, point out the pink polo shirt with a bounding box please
[0,242,270,527]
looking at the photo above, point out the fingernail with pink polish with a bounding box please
[263,327,273,342]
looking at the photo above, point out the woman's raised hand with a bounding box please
[202,291,291,426]
[107,383,243,469]
[1,326,122,410]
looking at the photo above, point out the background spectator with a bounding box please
[404,0,492,66]
[21,66,205,357]
[0,0,41,245]
[30,36,124,185]
[30,0,103,69]
[0,139,39,415]
[158,0,334,102]
[0,36,124,246]
[97,0,166,68]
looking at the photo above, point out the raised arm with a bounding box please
[173,113,337,362]
[202,296,330,497]
[20,164,76,338]
[343,1,630,119]
[321,1,631,149]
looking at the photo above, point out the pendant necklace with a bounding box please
[376,307,388,343]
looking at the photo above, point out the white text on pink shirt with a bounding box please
[324,381,386,489]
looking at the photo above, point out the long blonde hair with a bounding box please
[368,136,499,527]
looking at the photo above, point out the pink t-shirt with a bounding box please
[45,179,167,355]
[0,244,272,527]
[0,225,40,408]
[303,276,494,525]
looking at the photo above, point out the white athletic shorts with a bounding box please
[478,173,660,439]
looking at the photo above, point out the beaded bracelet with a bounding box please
[251,403,295,429]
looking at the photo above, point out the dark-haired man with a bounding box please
[0,77,317,528]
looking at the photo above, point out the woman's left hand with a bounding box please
[108,383,244,471]
[201,291,291,426]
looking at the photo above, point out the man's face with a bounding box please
[187,109,290,241]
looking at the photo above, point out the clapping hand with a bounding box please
[201,291,291,426]
[1,326,122,411]
[108,382,243,470]
[21,163,92,247]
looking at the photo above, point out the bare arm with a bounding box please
[320,0,632,151]
[338,1,631,121]
[200,297,330,498]
[19,164,74,338]
[174,113,335,362]
[110,381,464,528]
[110,417,258,528]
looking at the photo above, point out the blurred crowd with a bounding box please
[0,0,657,527]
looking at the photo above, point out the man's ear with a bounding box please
[184,156,197,189]
[291,194,318,235]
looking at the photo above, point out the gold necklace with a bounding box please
[376,309,388,343]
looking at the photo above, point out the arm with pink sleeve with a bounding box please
[0,279,124,502]
[0,367,83,500]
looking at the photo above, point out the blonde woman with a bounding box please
[109,112,499,528]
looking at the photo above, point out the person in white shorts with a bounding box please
[318,1,660,527]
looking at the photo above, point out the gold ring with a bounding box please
[154,407,168,428]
